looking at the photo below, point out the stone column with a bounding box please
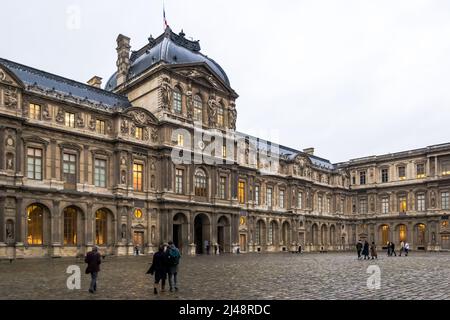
[15,129,23,175]
[50,139,57,179]
[86,202,94,247]
[15,197,25,258]
[83,145,89,184]
[51,200,61,257]
[0,126,5,170]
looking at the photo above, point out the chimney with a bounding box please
[303,148,315,155]
[116,34,131,87]
[87,76,102,88]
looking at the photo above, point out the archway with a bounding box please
[217,215,231,253]
[95,208,114,246]
[282,221,290,248]
[268,220,279,247]
[330,225,336,245]
[194,213,211,254]
[379,224,390,247]
[321,224,328,245]
[62,206,84,246]
[26,204,51,246]
[414,223,426,249]
[396,224,407,243]
[255,219,266,248]
[173,213,188,254]
[311,223,319,246]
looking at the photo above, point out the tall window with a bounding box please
[29,103,41,120]
[135,127,143,140]
[255,221,262,245]
[94,159,107,187]
[417,224,426,245]
[177,134,184,147]
[175,169,183,194]
[96,119,105,134]
[217,104,224,127]
[298,192,303,209]
[27,147,42,180]
[442,192,449,210]
[65,112,75,128]
[318,196,323,213]
[64,207,77,245]
[27,205,43,245]
[326,197,331,213]
[222,145,227,158]
[254,185,260,205]
[63,153,77,184]
[340,198,345,213]
[442,161,450,175]
[95,210,107,245]
[219,176,226,199]
[133,163,143,191]
[398,166,406,180]
[267,187,273,207]
[359,171,366,185]
[381,168,389,183]
[238,181,246,204]
[173,88,182,114]
[268,222,274,245]
[399,195,407,212]
[417,193,426,211]
[194,169,207,196]
[279,189,285,208]
[382,197,389,214]
[399,225,407,242]
[359,198,368,214]
[416,163,425,178]
[381,225,389,245]
[193,95,203,122]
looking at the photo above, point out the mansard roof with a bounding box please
[105,27,230,91]
[0,57,131,110]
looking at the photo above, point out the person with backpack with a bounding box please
[165,241,181,292]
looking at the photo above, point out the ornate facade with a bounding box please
[0,27,449,259]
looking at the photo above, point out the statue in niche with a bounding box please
[207,97,218,127]
[6,153,14,170]
[229,103,237,130]
[186,91,193,119]
[4,89,18,109]
[431,191,436,208]
[121,224,127,240]
[56,108,65,123]
[76,113,85,128]
[6,221,14,241]
[42,105,51,120]
[121,170,127,184]
[121,119,129,134]
[161,77,172,110]
[88,117,96,131]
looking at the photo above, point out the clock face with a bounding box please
[239,216,246,225]
[198,141,205,150]
[134,209,143,219]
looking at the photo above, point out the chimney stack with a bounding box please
[87,76,102,88]
[116,34,131,87]
[303,148,315,155]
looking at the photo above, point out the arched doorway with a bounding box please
[380,224,390,247]
[282,222,290,249]
[414,223,426,249]
[95,208,114,247]
[330,225,336,246]
[217,216,231,253]
[62,206,84,246]
[396,224,407,243]
[194,213,211,254]
[26,204,50,246]
[321,224,328,245]
[311,224,319,246]
[173,213,188,254]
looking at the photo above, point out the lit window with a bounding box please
[382,197,389,214]
[238,181,246,204]
[194,169,207,197]
[65,112,75,128]
[64,207,77,245]
[193,95,203,122]
[254,185,260,205]
[175,169,183,194]
[279,189,285,208]
[399,225,407,242]
[27,147,42,180]
[359,171,366,185]
[96,119,105,134]
[95,209,107,245]
[222,145,227,158]
[442,161,450,175]
[63,153,77,184]
[267,187,273,207]
[399,196,407,212]
[416,163,425,178]
[27,204,44,245]
[443,221,449,228]
[298,192,303,209]
[381,225,389,244]
[381,168,389,183]
[318,196,323,213]
[94,159,106,187]
[417,193,426,211]
[177,134,184,147]
[29,103,41,120]
[219,177,226,199]
[133,163,143,191]
[398,166,406,180]
[326,197,331,213]
[441,192,449,210]
[135,127,143,140]
[173,88,182,114]
[217,104,224,127]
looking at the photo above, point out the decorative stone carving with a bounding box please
[120,119,129,134]
[6,220,14,241]
[129,110,151,125]
[150,158,156,170]
[143,128,149,141]
[106,121,113,133]
[186,91,193,119]
[76,113,85,128]
[120,170,127,184]
[160,76,172,110]
[207,97,218,126]
[151,128,158,142]
[0,70,5,82]
[42,105,51,120]
[130,123,136,136]
[56,108,65,123]
[229,102,237,130]
[431,191,436,208]
[5,137,14,147]
[4,89,18,109]
[6,153,14,170]
[88,117,96,131]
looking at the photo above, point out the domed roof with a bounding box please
[105,27,230,91]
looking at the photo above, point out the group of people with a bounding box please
[356,240,378,260]
[387,241,410,256]
[83,241,181,295]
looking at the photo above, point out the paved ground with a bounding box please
[0,252,449,300]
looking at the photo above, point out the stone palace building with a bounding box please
[0,27,449,258]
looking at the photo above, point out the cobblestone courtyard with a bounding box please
[0,252,449,300]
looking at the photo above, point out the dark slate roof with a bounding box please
[236,132,335,171]
[0,57,131,109]
[105,27,230,91]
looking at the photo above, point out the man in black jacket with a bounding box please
[85,246,101,294]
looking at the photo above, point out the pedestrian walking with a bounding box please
[147,244,168,295]
[362,240,370,260]
[165,241,181,292]
[85,246,101,294]
[387,241,391,256]
[391,241,397,256]
[370,242,378,260]
[404,242,410,256]
[399,241,405,256]
[356,240,363,260]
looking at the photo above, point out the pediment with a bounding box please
[0,64,24,88]
[124,107,159,125]
[293,154,312,167]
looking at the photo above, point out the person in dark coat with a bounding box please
[356,240,363,260]
[85,246,101,293]
[390,242,397,256]
[362,240,370,260]
[370,242,378,260]
[147,244,168,294]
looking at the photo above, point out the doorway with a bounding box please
[442,235,450,250]
[194,214,210,254]
[133,231,144,254]
[239,234,247,252]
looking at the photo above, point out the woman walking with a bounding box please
[370,242,378,260]
[147,244,169,295]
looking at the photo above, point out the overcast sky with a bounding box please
[2,0,450,163]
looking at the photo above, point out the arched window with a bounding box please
[256,220,264,245]
[417,223,426,245]
[96,209,108,245]
[381,225,389,245]
[173,87,182,114]
[27,204,44,245]
[64,207,78,245]
[399,224,407,242]
[194,169,207,196]
[217,103,224,127]
[193,95,203,122]
[268,221,274,245]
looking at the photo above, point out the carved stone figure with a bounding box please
[207,97,218,126]
[431,191,436,208]
[6,221,14,241]
[4,89,18,109]
[143,128,149,141]
[186,91,194,119]
[42,105,51,120]
[151,128,158,142]
[229,103,237,130]
[121,119,129,134]
[130,123,136,136]
[6,153,14,170]
[88,117,96,131]
[76,113,85,128]
[106,121,113,133]
[121,170,127,184]
[161,76,172,110]
[56,108,65,123]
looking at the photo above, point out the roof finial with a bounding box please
[179,29,185,37]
